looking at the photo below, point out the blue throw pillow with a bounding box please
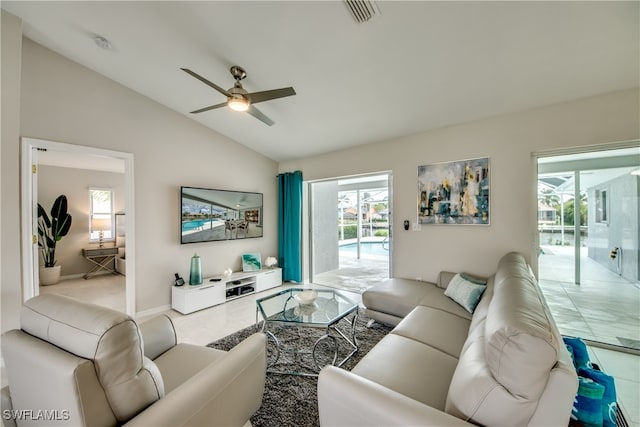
[572,376,605,427]
[579,367,618,427]
[444,274,487,313]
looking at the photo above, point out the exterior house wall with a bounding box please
[588,174,640,282]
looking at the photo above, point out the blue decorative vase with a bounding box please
[189,253,202,285]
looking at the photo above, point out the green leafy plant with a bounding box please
[37,195,73,268]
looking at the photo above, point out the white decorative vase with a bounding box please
[39,265,61,286]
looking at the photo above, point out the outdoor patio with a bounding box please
[538,245,640,351]
[312,254,389,293]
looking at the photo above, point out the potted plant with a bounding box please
[37,195,73,285]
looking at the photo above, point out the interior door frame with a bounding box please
[21,137,136,316]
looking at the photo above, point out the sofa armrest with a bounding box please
[139,315,177,360]
[125,333,266,427]
[318,366,474,426]
[1,386,17,427]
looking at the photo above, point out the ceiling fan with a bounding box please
[181,66,296,126]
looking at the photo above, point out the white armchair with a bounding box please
[1,294,266,427]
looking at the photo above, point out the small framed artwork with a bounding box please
[418,157,490,225]
[242,253,262,272]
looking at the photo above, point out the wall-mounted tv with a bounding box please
[181,186,263,244]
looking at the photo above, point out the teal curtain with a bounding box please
[277,171,303,282]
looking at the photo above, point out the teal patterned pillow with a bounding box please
[444,273,487,313]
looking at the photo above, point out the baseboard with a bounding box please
[136,304,171,320]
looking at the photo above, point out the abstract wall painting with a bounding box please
[418,157,490,225]
[242,253,262,272]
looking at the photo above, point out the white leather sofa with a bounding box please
[318,252,578,426]
[1,294,266,427]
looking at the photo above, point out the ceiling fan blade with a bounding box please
[247,105,274,126]
[246,87,296,104]
[181,68,231,97]
[189,102,227,114]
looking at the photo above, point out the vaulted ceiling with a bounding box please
[3,1,638,161]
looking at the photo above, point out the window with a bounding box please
[595,189,608,223]
[89,188,114,241]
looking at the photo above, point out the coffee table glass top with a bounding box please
[256,288,358,327]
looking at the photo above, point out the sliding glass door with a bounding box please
[309,173,391,293]
[537,145,640,350]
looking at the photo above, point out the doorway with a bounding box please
[21,138,135,316]
[309,173,391,292]
[536,143,639,351]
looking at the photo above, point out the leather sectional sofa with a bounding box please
[318,252,578,426]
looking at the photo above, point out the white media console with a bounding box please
[171,267,282,314]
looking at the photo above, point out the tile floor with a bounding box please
[38,273,126,312]
[538,245,640,349]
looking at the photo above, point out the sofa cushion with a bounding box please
[417,288,473,321]
[362,278,435,319]
[484,275,558,399]
[446,334,542,426]
[392,306,470,358]
[444,274,487,313]
[352,334,458,411]
[153,343,227,393]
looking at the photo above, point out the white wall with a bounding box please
[280,89,640,283]
[37,165,126,277]
[3,35,279,319]
[1,10,23,331]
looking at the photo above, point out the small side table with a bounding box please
[82,247,119,279]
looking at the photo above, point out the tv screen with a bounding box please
[181,186,263,244]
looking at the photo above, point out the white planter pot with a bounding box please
[39,265,61,286]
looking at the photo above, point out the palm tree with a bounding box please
[538,188,560,207]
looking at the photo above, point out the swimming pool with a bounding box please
[182,219,221,232]
[339,241,389,256]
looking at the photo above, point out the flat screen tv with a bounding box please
[181,186,263,244]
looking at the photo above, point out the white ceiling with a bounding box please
[3,1,639,162]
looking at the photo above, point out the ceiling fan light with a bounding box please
[228,97,249,112]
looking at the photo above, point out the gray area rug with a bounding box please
[207,311,392,427]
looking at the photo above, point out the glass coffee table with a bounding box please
[256,288,359,376]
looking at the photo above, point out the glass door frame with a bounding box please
[532,140,640,282]
[308,171,393,285]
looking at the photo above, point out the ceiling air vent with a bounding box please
[344,0,380,23]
